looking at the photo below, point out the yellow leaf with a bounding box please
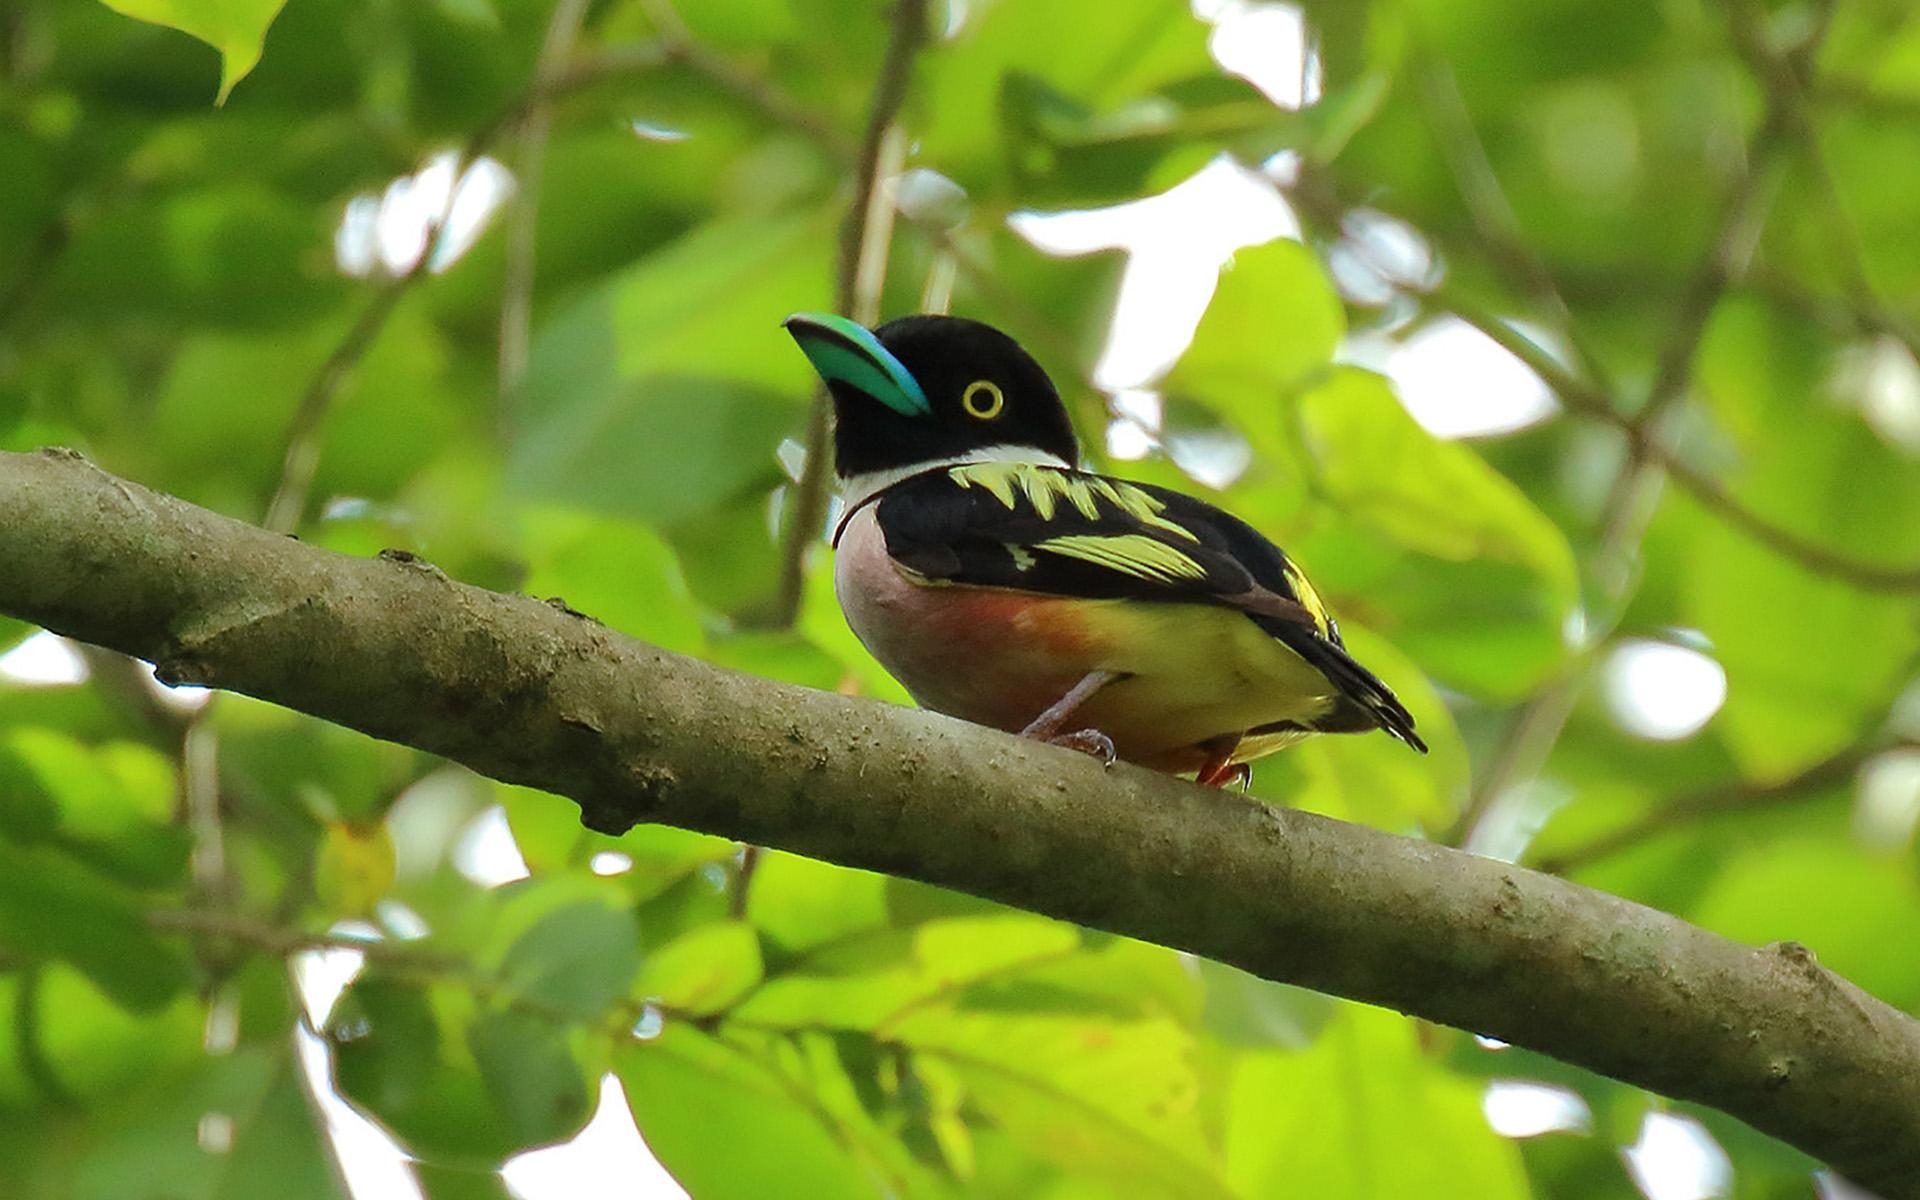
[315,821,396,918]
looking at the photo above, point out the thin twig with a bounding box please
[768,0,930,630]
[676,47,854,159]
[148,908,463,970]
[281,961,361,1199]
[1411,53,1608,388]
[464,41,674,163]
[261,279,419,534]
[498,0,594,412]
[1451,305,1920,593]
[637,0,854,159]
[1444,26,1814,849]
[153,909,603,1033]
[76,643,192,741]
[924,224,1092,374]
[1811,76,1920,121]
[1532,736,1909,875]
[1727,0,1920,351]
[1624,117,1786,443]
[747,0,928,913]
[1743,265,1920,359]
[265,40,681,535]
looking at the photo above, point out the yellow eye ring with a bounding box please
[962,380,1005,420]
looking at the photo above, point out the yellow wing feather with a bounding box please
[948,462,1198,543]
[1282,561,1332,637]
[1034,534,1210,583]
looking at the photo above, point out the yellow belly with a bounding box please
[833,508,1337,772]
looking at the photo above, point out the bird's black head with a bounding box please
[783,313,1080,479]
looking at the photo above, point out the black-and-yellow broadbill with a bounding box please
[783,312,1426,786]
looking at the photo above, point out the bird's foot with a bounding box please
[1039,728,1116,767]
[1195,758,1251,790]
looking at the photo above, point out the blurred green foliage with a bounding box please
[1,0,1917,1196]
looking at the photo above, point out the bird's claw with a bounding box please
[1196,760,1252,791]
[1044,728,1117,767]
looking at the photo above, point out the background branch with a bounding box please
[1532,735,1911,876]
[1451,305,1920,593]
[3,447,1918,1196]
[496,0,593,411]
[1440,35,1808,851]
[769,0,930,630]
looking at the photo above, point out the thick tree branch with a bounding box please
[2,448,1919,1195]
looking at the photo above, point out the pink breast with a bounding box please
[834,509,1102,731]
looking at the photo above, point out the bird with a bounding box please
[782,311,1427,787]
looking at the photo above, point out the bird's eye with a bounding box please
[962,380,1004,420]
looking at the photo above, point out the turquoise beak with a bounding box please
[782,313,930,418]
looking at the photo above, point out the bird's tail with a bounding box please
[1268,624,1428,754]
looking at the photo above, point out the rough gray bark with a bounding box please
[2,446,1916,1195]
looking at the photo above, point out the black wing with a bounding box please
[865,462,1426,752]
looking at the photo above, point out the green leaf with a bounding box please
[1224,1006,1531,1197]
[1688,840,1920,1011]
[498,900,642,1020]
[70,1046,336,1200]
[887,1006,1227,1198]
[1197,958,1336,1050]
[413,1163,516,1200]
[996,72,1295,206]
[518,508,708,656]
[1289,368,1579,698]
[724,907,1221,1196]
[733,914,1081,1031]
[1682,415,1920,778]
[330,975,529,1165]
[618,1025,884,1199]
[0,731,62,839]
[507,209,832,527]
[216,695,429,822]
[56,187,343,336]
[746,851,893,955]
[0,838,191,1012]
[489,797,736,903]
[467,1009,594,1147]
[1165,239,1346,414]
[314,819,396,918]
[636,920,764,1016]
[0,729,190,887]
[146,303,466,517]
[496,784,588,875]
[0,964,202,1106]
[95,0,289,101]
[920,0,1216,199]
[1300,368,1576,586]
